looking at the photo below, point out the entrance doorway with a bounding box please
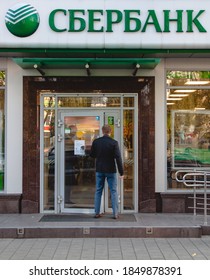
[40,93,138,214]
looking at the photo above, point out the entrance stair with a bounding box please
[0,213,209,238]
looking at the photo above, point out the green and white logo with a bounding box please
[5,3,40,37]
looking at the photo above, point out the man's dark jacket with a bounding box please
[90,135,124,176]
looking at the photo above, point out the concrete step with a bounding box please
[0,213,209,238]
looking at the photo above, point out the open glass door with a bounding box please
[103,111,122,214]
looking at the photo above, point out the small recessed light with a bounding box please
[169,94,189,97]
[185,81,209,85]
[167,97,182,100]
[174,89,196,93]
[194,107,206,110]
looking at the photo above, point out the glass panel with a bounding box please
[172,111,210,168]
[58,97,90,107]
[167,72,210,189]
[0,89,5,191]
[167,89,210,110]
[44,96,55,108]
[123,97,134,107]
[0,71,5,86]
[58,96,120,107]
[123,110,134,210]
[167,71,210,87]
[43,110,55,210]
[106,97,120,107]
[105,113,117,210]
[63,116,100,208]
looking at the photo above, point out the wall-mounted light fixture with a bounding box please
[85,63,91,76]
[132,63,140,76]
[34,64,45,76]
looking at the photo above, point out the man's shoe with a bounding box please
[94,214,102,218]
[113,215,119,219]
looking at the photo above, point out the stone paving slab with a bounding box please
[0,237,210,260]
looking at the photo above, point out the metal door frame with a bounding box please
[103,110,121,214]
[59,110,103,213]
[58,109,121,214]
[40,93,138,214]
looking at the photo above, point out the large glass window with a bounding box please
[0,71,5,191]
[167,71,210,189]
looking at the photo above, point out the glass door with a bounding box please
[58,111,102,213]
[103,111,121,214]
[58,110,121,214]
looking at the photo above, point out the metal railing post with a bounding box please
[193,174,196,216]
[175,169,209,226]
[204,172,207,226]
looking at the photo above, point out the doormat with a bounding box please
[39,214,136,222]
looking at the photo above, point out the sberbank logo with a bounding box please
[5,3,40,37]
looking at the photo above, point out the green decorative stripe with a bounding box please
[5,5,37,24]
[1,48,210,55]
[7,4,31,16]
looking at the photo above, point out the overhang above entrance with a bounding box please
[13,57,160,71]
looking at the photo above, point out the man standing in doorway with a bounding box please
[90,125,124,219]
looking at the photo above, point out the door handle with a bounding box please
[115,118,120,127]
[58,134,63,142]
[57,195,63,204]
[58,119,63,127]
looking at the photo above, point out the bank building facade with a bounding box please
[0,0,210,215]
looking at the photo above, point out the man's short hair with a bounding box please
[102,125,112,135]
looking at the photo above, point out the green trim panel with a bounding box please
[2,48,210,54]
[13,57,161,69]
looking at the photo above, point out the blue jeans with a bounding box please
[95,172,118,216]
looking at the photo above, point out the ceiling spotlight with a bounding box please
[33,64,45,76]
[132,63,140,76]
[85,63,91,76]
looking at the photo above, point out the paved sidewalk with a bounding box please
[0,237,210,260]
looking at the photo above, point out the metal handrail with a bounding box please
[175,170,210,225]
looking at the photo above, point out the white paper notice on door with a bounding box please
[74,140,85,155]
